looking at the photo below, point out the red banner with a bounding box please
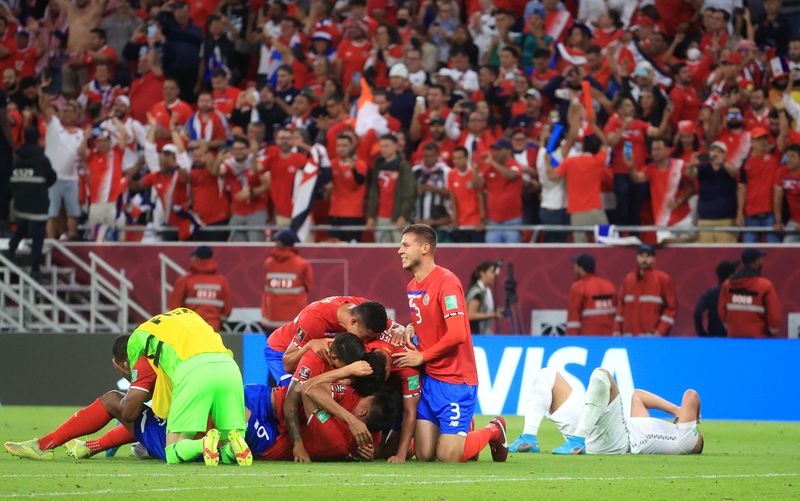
[61,244,800,336]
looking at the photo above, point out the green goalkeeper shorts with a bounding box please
[167,352,246,434]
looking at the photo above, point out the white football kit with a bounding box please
[628,418,700,455]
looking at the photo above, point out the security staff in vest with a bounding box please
[718,249,782,338]
[8,127,56,280]
[168,246,232,331]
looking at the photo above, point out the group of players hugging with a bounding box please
[5,225,702,465]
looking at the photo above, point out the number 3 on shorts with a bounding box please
[450,403,461,421]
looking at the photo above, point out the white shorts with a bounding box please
[586,395,630,454]
[547,388,582,439]
[628,418,700,455]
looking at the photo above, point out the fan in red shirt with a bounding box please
[394,224,508,463]
[480,139,523,243]
[413,117,456,165]
[328,133,368,242]
[774,144,800,241]
[324,94,354,158]
[448,147,485,243]
[262,128,309,226]
[12,28,40,79]
[130,50,165,124]
[338,21,372,97]
[185,144,231,240]
[410,85,451,143]
[669,64,702,129]
[737,128,782,244]
[627,137,695,244]
[79,120,127,237]
[210,69,240,118]
[547,127,611,243]
[150,79,193,150]
[186,91,230,152]
[221,136,269,242]
[83,28,117,81]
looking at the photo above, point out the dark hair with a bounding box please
[469,261,495,288]
[646,136,670,152]
[23,126,40,145]
[402,224,437,250]
[351,351,387,397]
[786,144,800,155]
[372,88,390,100]
[379,133,397,143]
[533,48,551,59]
[671,133,699,158]
[327,93,345,104]
[423,142,439,152]
[231,135,249,147]
[90,28,107,41]
[453,146,469,157]
[211,68,228,79]
[716,260,738,283]
[429,83,446,95]
[479,64,499,76]
[500,46,519,60]
[112,335,130,362]
[583,134,601,154]
[365,388,401,433]
[614,95,634,111]
[350,301,388,334]
[586,44,601,55]
[277,64,294,75]
[331,332,367,365]
[671,63,686,77]
[608,9,623,28]
[336,133,354,144]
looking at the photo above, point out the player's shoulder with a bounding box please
[434,266,462,287]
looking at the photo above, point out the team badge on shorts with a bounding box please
[298,366,311,381]
[423,294,430,305]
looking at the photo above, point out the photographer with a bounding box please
[466,261,504,335]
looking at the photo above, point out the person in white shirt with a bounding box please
[536,126,570,242]
[38,81,84,240]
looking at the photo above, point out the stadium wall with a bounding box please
[62,243,800,336]
[2,334,797,421]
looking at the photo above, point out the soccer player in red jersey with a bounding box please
[263,296,388,386]
[393,224,508,462]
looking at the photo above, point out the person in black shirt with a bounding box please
[694,260,738,337]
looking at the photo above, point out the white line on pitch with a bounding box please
[0,473,797,498]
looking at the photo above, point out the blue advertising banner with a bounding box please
[241,335,800,422]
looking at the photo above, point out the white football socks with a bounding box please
[521,367,557,437]
[574,368,612,439]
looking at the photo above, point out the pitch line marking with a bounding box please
[0,473,797,498]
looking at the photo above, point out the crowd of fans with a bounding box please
[3,0,800,245]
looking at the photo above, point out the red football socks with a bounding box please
[38,399,112,450]
[460,427,493,462]
[86,424,136,455]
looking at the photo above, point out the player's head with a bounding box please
[330,333,366,368]
[111,335,131,378]
[358,388,402,433]
[346,301,388,340]
[399,224,437,271]
[350,351,389,396]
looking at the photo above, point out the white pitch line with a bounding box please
[0,473,797,498]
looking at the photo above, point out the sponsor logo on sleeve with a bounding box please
[334,383,346,394]
[295,327,307,343]
[316,410,330,423]
[444,295,458,311]
[130,369,138,383]
[298,366,311,381]
[408,375,420,391]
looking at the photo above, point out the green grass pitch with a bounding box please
[1,407,798,500]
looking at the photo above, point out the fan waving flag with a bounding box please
[290,144,330,242]
[354,78,388,137]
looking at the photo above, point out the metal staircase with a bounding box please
[0,240,151,333]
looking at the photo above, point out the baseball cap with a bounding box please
[710,141,728,154]
[571,253,596,274]
[751,127,769,139]
[491,138,513,150]
[741,248,766,264]
[389,63,409,79]
[15,27,29,36]
[525,88,542,100]
[274,229,300,247]
[311,31,332,42]
[637,244,656,256]
[677,120,696,135]
[686,48,702,61]
[115,95,130,107]
[436,68,456,80]
[162,144,178,155]
[634,61,652,78]
[190,245,213,259]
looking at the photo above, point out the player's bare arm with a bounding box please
[283,381,311,463]
[386,394,420,463]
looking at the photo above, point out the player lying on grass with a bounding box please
[263,296,389,386]
[394,224,507,463]
[508,367,703,455]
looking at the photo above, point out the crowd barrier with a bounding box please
[1,334,797,422]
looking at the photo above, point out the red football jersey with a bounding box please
[266,296,369,352]
[129,356,157,394]
[367,333,422,398]
[292,349,335,384]
[406,266,478,385]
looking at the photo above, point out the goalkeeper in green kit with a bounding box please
[126,308,251,466]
